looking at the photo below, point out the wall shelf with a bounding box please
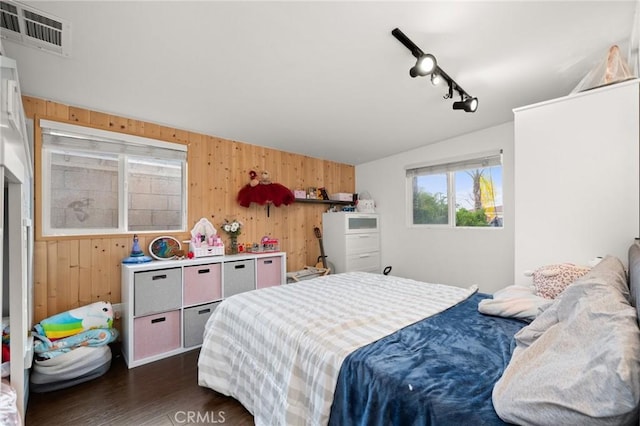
[294,198,353,206]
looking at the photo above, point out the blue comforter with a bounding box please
[328,292,527,426]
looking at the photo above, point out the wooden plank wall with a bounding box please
[23,96,355,323]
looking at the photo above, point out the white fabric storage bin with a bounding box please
[256,256,282,289]
[134,268,182,316]
[223,260,255,298]
[133,310,181,360]
[183,263,222,306]
[183,302,219,347]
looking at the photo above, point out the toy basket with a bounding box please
[356,191,375,213]
[246,238,280,253]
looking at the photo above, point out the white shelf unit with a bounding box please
[121,251,286,368]
[322,212,380,274]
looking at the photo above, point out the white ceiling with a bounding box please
[2,1,638,165]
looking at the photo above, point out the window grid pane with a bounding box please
[128,157,184,232]
[49,150,119,230]
[412,173,449,225]
[454,165,503,227]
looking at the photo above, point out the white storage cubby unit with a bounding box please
[121,251,286,368]
[322,212,380,274]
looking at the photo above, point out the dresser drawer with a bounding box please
[346,251,381,273]
[256,256,282,289]
[345,215,379,233]
[134,268,182,316]
[184,263,222,306]
[224,259,256,297]
[133,310,181,360]
[184,302,220,348]
[346,233,380,254]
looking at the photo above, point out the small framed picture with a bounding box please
[307,187,317,199]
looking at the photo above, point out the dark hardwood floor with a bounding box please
[25,344,254,425]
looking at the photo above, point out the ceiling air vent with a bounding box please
[0,0,71,57]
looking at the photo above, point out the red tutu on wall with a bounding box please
[237,171,295,208]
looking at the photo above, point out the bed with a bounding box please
[198,246,640,425]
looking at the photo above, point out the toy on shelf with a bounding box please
[122,234,153,264]
[260,236,279,252]
[149,236,182,260]
[186,218,224,258]
[245,236,280,253]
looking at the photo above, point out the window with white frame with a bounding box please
[406,151,503,227]
[40,119,187,236]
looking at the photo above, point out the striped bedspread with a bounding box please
[197,271,477,426]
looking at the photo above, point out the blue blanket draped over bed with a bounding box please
[328,292,527,426]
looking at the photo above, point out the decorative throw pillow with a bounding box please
[530,263,591,299]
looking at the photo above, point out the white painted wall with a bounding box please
[356,122,514,293]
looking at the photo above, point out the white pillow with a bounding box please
[477,285,552,320]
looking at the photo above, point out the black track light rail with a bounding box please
[391,27,474,104]
[391,27,424,59]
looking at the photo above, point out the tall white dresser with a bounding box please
[322,212,380,274]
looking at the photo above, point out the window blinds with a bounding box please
[39,119,187,161]
[406,150,502,178]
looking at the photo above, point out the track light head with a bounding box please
[409,54,437,78]
[430,73,442,86]
[452,97,479,113]
[467,97,478,112]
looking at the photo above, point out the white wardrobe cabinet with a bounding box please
[513,79,639,284]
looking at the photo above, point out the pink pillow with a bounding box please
[531,263,591,299]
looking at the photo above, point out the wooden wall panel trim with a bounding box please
[33,241,48,322]
[24,96,355,322]
[78,239,93,307]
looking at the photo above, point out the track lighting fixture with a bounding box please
[453,96,478,113]
[410,54,437,77]
[452,97,478,113]
[391,27,478,113]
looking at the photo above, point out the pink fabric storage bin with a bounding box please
[133,310,180,360]
[183,263,222,305]
[257,256,282,289]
